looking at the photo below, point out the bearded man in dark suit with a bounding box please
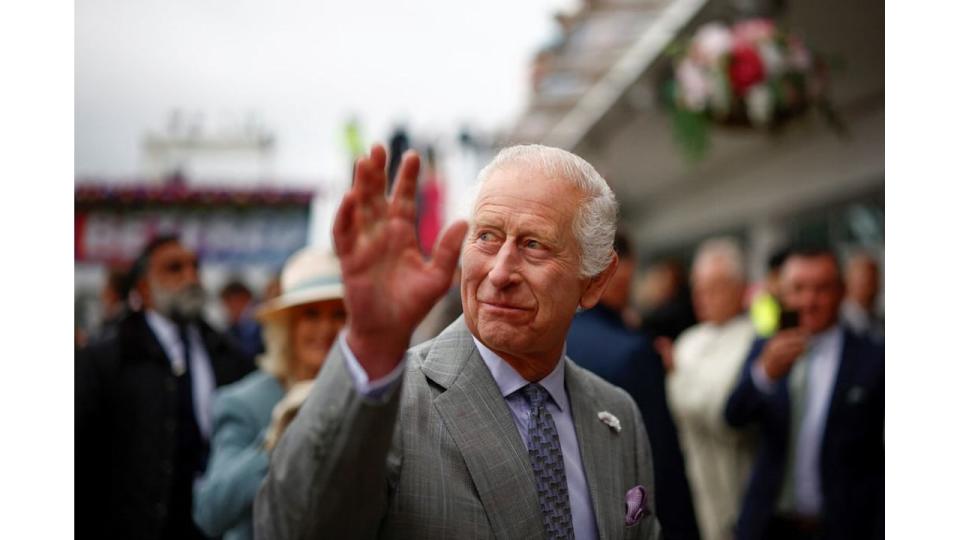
[76,235,255,539]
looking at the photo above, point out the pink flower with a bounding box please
[732,18,776,47]
[787,36,813,72]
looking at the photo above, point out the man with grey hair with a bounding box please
[666,237,757,540]
[840,251,883,342]
[256,144,661,539]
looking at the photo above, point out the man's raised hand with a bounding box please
[333,144,468,379]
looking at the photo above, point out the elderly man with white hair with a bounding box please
[256,144,662,539]
[665,238,757,540]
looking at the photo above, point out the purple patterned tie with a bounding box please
[522,384,574,539]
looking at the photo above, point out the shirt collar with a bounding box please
[807,324,842,355]
[471,335,569,412]
[145,309,180,347]
[145,310,200,350]
[703,313,749,331]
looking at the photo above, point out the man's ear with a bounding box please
[579,252,619,310]
[136,277,151,309]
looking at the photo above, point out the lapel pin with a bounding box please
[598,411,622,433]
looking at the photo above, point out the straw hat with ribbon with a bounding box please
[257,248,344,321]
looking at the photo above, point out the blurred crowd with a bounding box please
[75,196,883,540]
[570,233,883,540]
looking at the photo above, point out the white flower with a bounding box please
[758,42,786,77]
[692,22,733,66]
[746,85,774,127]
[597,411,622,433]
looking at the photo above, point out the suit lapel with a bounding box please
[423,319,544,539]
[822,329,860,450]
[566,360,621,540]
[124,312,174,369]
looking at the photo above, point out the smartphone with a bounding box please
[779,309,800,330]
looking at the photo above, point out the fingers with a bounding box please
[388,150,421,219]
[354,145,388,221]
[429,220,468,280]
[332,190,358,256]
[367,144,388,197]
[369,144,387,174]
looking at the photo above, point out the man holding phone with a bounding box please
[724,247,884,540]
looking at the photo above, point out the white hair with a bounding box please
[473,144,618,277]
[692,237,746,283]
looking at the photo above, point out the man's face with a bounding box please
[780,254,844,333]
[691,262,744,324]
[141,242,205,320]
[222,292,252,324]
[461,166,605,369]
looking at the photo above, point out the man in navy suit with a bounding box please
[725,247,883,540]
[567,232,701,540]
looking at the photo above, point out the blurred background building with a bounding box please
[141,111,276,183]
[74,113,495,339]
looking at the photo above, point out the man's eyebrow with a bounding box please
[472,214,505,228]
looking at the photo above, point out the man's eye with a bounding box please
[524,239,543,249]
[478,231,494,241]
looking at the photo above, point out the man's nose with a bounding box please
[487,242,521,289]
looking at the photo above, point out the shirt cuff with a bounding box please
[750,359,777,395]
[338,330,406,400]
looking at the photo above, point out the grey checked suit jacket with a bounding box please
[255,317,661,540]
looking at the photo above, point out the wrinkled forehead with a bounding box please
[471,164,583,216]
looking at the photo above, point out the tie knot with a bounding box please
[522,383,549,409]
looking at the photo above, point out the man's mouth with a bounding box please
[479,301,533,313]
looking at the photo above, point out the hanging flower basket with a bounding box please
[664,18,841,161]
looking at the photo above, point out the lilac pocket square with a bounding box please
[624,484,648,527]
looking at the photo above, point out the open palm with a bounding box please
[333,145,468,378]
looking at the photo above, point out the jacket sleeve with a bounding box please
[193,391,270,537]
[253,341,403,540]
[723,338,771,429]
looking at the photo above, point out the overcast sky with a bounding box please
[75,0,576,185]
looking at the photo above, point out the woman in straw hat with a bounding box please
[193,248,346,540]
